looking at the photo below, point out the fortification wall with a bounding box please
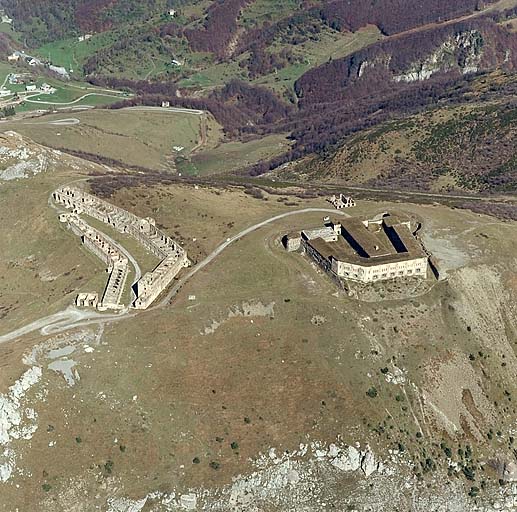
[133,251,189,309]
[53,186,190,310]
[59,212,129,310]
[332,257,428,282]
[99,262,129,311]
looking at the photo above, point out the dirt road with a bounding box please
[0,208,348,343]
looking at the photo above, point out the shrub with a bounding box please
[104,460,114,474]
[462,465,475,481]
[468,486,479,497]
[366,387,378,398]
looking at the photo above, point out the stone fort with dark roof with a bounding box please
[284,213,428,283]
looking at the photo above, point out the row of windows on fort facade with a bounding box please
[343,267,422,279]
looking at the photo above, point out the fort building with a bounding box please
[291,213,428,284]
[60,212,129,310]
[282,231,302,252]
[76,292,99,308]
[53,186,190,310]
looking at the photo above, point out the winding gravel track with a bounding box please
[23,118,81,126]
[123,106,205,115]
[24,92,125,106]
[156,207,350,308]
[0,208,348,343]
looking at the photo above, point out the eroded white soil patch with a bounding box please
[202,300,275,335]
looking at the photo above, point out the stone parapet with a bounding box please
[53,186,189,310]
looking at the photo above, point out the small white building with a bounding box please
[7,53,19,62]
[25,84,37,92]
[41,83,56,94]
[168,9,177,17]
[1,15,13,24]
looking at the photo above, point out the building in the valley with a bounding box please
[328,194,356,209]
[288,213,428,284]
[41,83,56,94]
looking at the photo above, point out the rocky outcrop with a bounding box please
[394,30,483,82]
[295,19,517,107]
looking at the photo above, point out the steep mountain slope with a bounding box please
[1,0,171,46]
[2,0,502,85]
[3,164,517,510]
[272,71,517,193]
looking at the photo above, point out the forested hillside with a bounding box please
[2,0,175,45]
[272,71,517,193]
[5,0,517,193]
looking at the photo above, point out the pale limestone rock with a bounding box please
[180,493,197,510]
[361,447,377,477]
[286,469,300,484]
[330,446,361,472]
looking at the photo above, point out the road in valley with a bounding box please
[23,118,81,126]
[24,92,126,106]
[124,105,205,115]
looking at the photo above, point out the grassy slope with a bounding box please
[4,180,517,508]
[0,163,103,332]
[4,109,206,171]
[185,133,292,176]
[35,32,117,72]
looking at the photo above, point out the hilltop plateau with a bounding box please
[0,132,516,510]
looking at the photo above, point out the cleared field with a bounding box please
[35,33,116,72]
[239,0,300,28]
[186,133,292,175]
[177,58,247,88]
[4,109,211,171]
